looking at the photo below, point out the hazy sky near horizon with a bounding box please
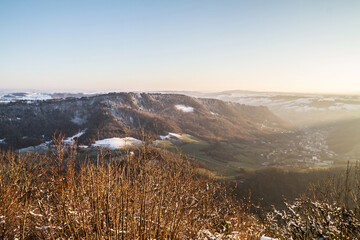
[1,0,360,94]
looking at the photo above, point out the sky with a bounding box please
[0,0,360,94]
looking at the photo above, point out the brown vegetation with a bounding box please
[0,139,264,239]
[264,162,360,239]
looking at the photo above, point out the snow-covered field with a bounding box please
[175,104,194,112]
[92,137,142,150]
[17,135,142,153]
[63,129,87,144]
[160,132,182,140]
[156,133,199,146]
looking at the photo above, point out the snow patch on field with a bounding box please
[64,129,87,144]
[92,137,142,150]
[175,104,194,112]
[158,133,199,144]
[160,133,182,140]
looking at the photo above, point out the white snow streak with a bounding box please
[92,137,142,150]
[175,104,194,112]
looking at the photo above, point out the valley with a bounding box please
[1,91,357,179]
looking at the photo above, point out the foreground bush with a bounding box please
[0,142,264,239]
[265,162,360,239]
[266,198,360,239]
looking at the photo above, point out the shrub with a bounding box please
[0,140,264,239]
[265,162,360,239]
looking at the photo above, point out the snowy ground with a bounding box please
[160,133,182,140]
[92,137,142,150]
[175,104,194,112]
[63,130,87,144]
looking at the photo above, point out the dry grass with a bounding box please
[0,138,264,239]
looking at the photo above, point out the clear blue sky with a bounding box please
[1,0,359,93]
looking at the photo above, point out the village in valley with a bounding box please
[260,127,337,168]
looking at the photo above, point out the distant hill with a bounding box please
[0,92,289,150]
[180,90,360,126]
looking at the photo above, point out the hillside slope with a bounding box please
[0,92,289,150]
